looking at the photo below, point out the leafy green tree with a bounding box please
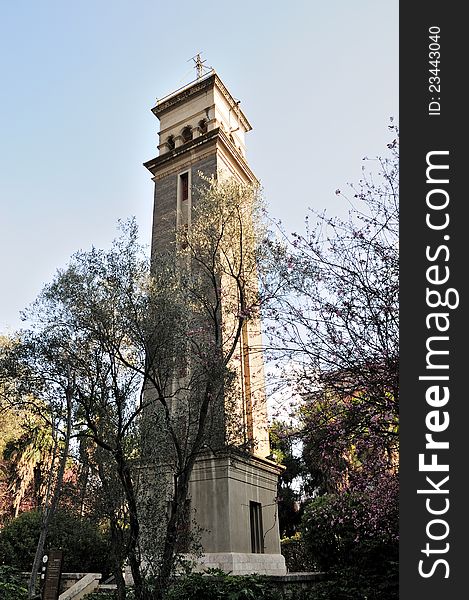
[1,381,55,524]
[0,336,75,598]
[2,176,270,600]
[2,415,54,518]
[15,219,149,600]
[0,509,112,575]
[140,178,269,598]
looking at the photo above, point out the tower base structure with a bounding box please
[187,450,286,576]
[193,552,286,576]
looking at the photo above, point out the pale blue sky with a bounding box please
[0,1,398,332]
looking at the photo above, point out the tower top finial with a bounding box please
[190,52,210,79]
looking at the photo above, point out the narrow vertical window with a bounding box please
[250,501,264,553]
[177,171,191,250]
[180,172,189,202]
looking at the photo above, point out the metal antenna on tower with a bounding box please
[189,52,210,79]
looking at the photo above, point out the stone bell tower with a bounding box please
[144,68,286,575]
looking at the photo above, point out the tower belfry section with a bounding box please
[144,71,286,575]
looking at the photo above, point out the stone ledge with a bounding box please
[97,584,118,591]
[269,572,326,582]
[195,552,287,576]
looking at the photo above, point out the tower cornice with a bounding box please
[143,128,219,175]
[152,72,252,133]
[143,127,258,185]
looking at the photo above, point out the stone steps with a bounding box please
[58,573,101,600]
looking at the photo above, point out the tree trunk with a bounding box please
[115,447,145,600]
[28,386,73,599]
[110,519,127,600]
[154,381,218,599]
[28,509,52,599]
[155,473,190,599]
[97,461,127,600]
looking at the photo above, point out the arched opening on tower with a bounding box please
[198,119,208,135]
[181,126,193,144]
[167,135,175,150]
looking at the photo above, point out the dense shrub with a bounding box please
[0,509,112,575]
[297,563,399,600]
[86,571,284,600]
[81,567,398,600]
[300,492,398,599]
[301,493,362,571]
[302,491,397,571]
[0,566,28,600]
[84,593,115,600]
[165,570,283,600]
[281,534,318,573]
